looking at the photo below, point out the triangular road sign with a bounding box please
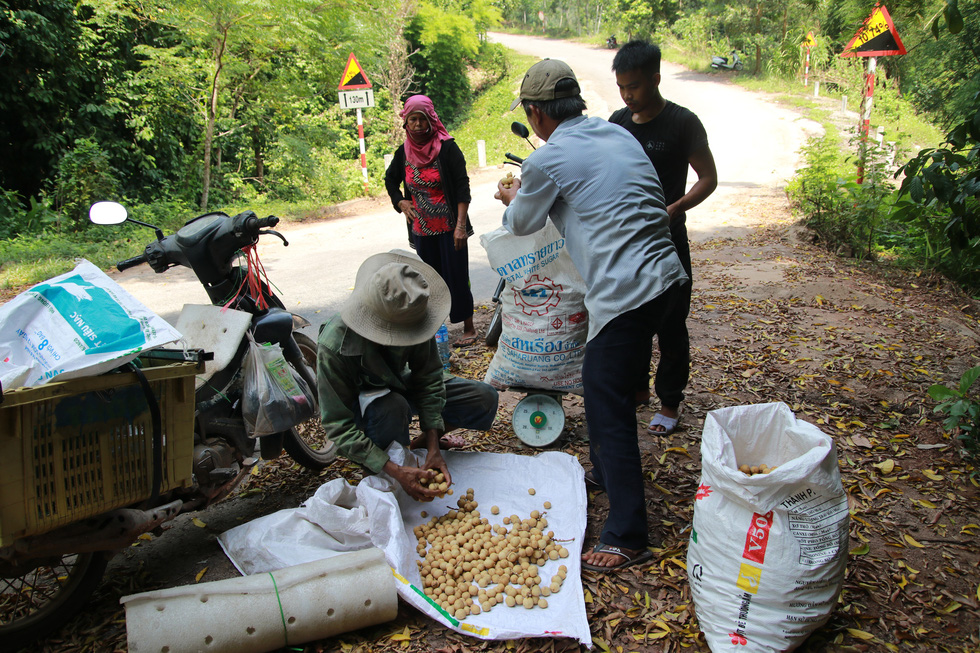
[841,4,906,57]
[802,31,817,48]
[338,52,372,90]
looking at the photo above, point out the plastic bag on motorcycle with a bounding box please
[242,335,315,437]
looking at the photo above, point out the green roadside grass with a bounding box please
[452,51,539,170]
[0,50,539,295]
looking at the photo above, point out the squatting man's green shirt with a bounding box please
[316,314,446,473]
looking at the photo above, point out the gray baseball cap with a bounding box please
[509,59,581,111]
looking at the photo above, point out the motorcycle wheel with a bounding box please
[734,61,743,71]
[281,332,338,470]
[486,303,503,347]
[0,552,109,650]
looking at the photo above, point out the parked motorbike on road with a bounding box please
[711,49,743,71]
[91,202,335,470]
[0,204,335,649]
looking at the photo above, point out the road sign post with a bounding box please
[337,53,374,194]
[840,4,906,184]
[802,32,817,87]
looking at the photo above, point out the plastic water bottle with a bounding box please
[435,324,451,369]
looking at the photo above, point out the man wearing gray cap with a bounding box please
[316,251,498,500]
[496,59,688,571]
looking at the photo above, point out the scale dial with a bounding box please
[512,393,565,447]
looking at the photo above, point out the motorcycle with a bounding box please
[711,49,743,71]
[0,203,335,649]
[606,35,618,49]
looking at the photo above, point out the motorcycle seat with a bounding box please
[175,304,252,388]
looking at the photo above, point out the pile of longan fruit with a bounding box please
[500,171,516,189]
[413,486,570,621]
[739,463,778,476]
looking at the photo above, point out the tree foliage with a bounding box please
[406,1,482,119]
[1,0,501,228]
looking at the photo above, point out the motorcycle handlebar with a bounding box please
[117,253,148,272]
[253,215,279,230]
[505,152,525,165]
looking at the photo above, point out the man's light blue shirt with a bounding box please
[502,115,689,340]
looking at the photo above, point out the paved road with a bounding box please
[114,34,819,333]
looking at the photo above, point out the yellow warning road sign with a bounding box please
[802,31,817,48]
[338,52,372,90]
[841,4,906,57]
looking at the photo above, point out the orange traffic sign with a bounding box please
[338,52,372,90]
[841,4,906,57]
[802,31,817,48]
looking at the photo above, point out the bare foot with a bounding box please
[456,317,477,346]
[581,545,646,569]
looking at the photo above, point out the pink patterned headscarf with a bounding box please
[401,95,452,168]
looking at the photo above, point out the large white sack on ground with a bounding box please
[219,446,591,646]
[0,259,182,388]
[687,402,849,652]
[480,223,588,393]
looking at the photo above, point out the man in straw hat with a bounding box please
[495,59,689,571]
[316,251,498,500]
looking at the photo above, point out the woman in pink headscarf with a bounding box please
[385,95,476,345]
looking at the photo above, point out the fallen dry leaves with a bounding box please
[27,220,980,652]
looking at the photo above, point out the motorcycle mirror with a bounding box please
[511,122,530,139]
[89,201,128,225]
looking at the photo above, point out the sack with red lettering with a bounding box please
[480,222,588,393]
[687,402,849,652]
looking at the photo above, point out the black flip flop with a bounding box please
[581,543,654,572]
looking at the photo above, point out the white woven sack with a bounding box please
[687,402,849,652]
[0,259,182,388]
[480,222,588,393]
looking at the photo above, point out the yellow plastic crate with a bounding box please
[0,355,201,546]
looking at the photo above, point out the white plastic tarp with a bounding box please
[219,446,591,646]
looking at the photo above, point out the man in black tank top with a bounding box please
[610,40,718,436]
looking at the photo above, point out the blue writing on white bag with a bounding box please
[32,274,145,355]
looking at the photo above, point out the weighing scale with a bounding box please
[511,390,566,447]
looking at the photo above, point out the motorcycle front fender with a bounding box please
[291,313,312,330]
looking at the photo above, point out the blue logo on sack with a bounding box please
[32,274,145,355]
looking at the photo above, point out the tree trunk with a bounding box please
[379,0,417,148]
[254,126,264,183]
[200,27,229,211]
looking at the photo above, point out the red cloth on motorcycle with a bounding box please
[401,95,452,168]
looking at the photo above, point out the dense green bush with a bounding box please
[929,366,980,470]
[53,138,122,230]
[0,191,57,241]
[405,3,480,121]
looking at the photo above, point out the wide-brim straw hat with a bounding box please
[341,251,451,346]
